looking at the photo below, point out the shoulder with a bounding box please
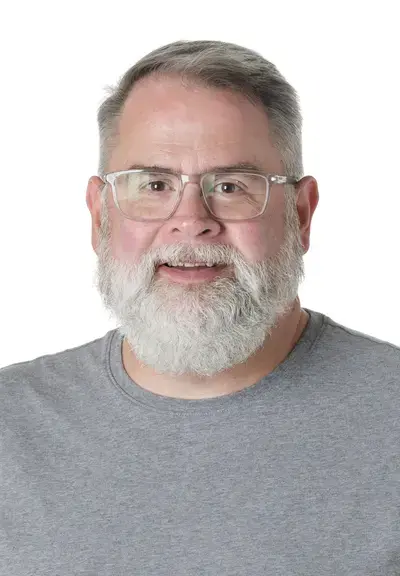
[315,311,400,384]
[0,329,116,420]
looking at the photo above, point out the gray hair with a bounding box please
[97,40,304,206]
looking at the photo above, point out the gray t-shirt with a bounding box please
[1,308,400,575]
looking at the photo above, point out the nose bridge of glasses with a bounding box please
[179,174,205,197]
[170,174,211,218]
[181,173,200,186]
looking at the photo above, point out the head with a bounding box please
[86,40,318,377]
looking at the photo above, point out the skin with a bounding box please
[86,74,319,399]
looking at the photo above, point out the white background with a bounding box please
[0,0,399,368]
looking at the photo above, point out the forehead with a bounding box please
[110,75,283,173]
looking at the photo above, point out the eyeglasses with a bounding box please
[100,169,298,222]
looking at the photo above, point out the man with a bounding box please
[1,40,399,575]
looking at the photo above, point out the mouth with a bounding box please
[157,263,228,283]
[162,263,220,270]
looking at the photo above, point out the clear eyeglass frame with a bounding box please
[100,169,299,222]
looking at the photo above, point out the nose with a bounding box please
[164,180,223,239]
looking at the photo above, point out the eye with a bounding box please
[214,181,244,194]
[147,180,169,192]
[139,176,177,193]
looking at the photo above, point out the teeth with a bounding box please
[166,262,217,268]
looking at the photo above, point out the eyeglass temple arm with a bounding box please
[270,175,299,185]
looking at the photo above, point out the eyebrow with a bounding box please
[125,162,264,174]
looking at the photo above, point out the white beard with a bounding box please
[94,195,305,377]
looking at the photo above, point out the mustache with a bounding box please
[146,244,237,268]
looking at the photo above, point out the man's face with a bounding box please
[87,75,307,377]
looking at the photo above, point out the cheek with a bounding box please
[231,220,284,262]
[230,225,266,261]
[110,219,154,263]
[264,221,286,255]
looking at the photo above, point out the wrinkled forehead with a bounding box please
[110,76,283,173]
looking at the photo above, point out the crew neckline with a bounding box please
[105,307,326,414]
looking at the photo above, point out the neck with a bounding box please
[122,298,309,400]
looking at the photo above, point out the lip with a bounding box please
[157,264,229,283]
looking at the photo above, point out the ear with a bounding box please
[294,176,319,254]
[86,176,106,255]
